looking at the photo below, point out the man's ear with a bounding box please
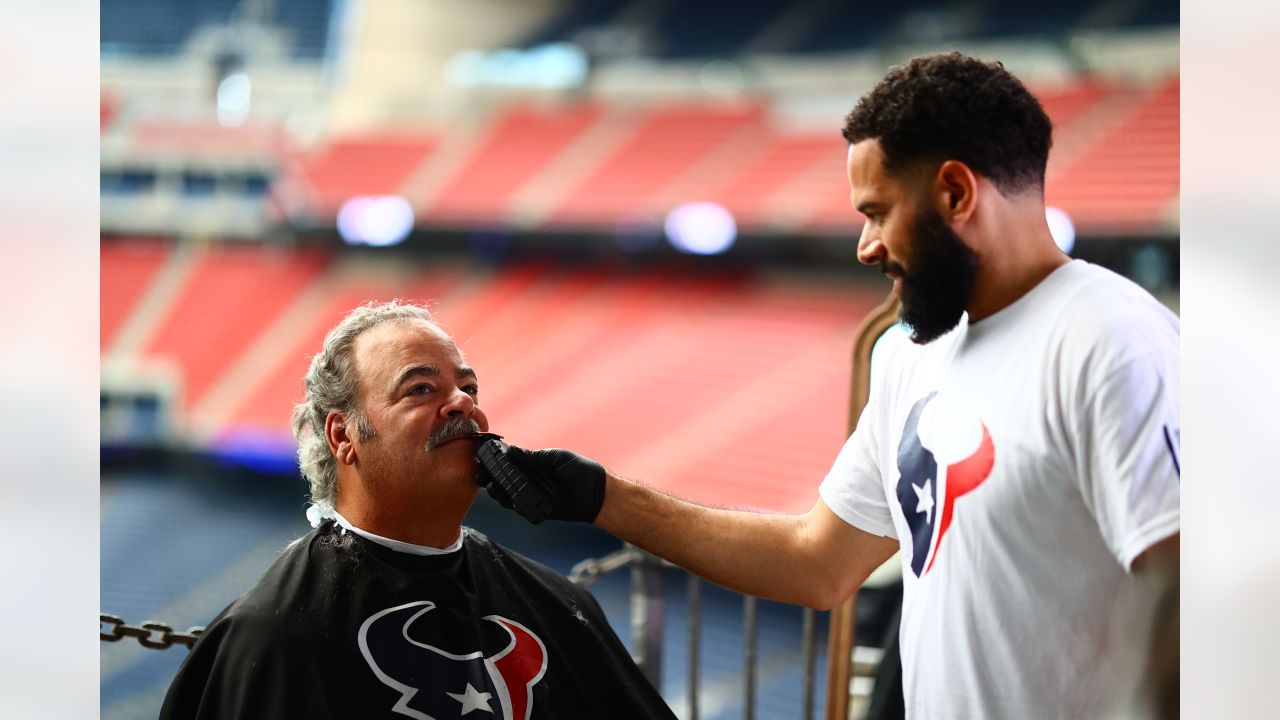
[325,410,358,465]
[932,160,979,224]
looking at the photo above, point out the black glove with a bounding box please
[475,439,605,524]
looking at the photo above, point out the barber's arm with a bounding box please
[478,443,896,609]
[600,472,896,609]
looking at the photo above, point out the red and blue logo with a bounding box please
[358,601,547,720]
[894,393,996,577]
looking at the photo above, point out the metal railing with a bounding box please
[569,545,826,720]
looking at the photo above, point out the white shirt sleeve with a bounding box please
[819,389,897,539]
[1074,350,1181,571]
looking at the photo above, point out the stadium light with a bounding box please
[337,196,415,247]
[1045,206,1076,255]
[216,73,252,128]
[444,43,587,89]
[664,202,737,255]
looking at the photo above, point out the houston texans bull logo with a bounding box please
[358,601,547,720]
[895,393,996,577]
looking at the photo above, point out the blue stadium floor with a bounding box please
[101,462,829,719]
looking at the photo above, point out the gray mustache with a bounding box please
[426,417,482,450]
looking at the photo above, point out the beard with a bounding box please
[894,205,980,344]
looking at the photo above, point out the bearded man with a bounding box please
[479,53,1180,719]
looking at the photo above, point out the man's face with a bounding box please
[847,139,979,344]
[348,319,490,495]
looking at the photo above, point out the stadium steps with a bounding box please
[104,240,205,364]
[643,107,769,216]
[186,260,350,440]
[776,136,858,235]
[424,102,607,225]
[483,273,743,454]
[603,282,879,513]
[460,270,674,427]
[401,109,504,218]
[296,132,438,215]
[139,245,329,417]
[1045,81,1144,183]
[707,132,844,231]
[481,273,880,514]
[439,268,617,388]
[545,103,766,227]
[102,237,173,352]
[273,76,1175,233]
[1046,76,1179,230]
[614,317,863,513]
[505,105,643,227]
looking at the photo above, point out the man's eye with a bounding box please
[408,384,432,395]
[463,385,480,397]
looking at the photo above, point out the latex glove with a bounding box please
[475,439,605,524]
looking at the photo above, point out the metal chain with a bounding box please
[100,613,205,650]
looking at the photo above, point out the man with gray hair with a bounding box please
[161,300,675,720]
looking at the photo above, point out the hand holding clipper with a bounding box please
[470,433,606,524]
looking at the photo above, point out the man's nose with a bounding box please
[856,225,885,267]
[441,388,476,418]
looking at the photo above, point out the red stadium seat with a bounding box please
[139,245,329,412]
[296,133,439,215]
[426,103,607,224]
[546,102,765,227]
[101,237,170,351]
[1046,77,1179,231]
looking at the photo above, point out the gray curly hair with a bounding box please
[291,300,437,515]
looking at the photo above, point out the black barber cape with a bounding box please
[161,522,675,719]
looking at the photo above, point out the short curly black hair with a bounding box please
[842,52,1052,196]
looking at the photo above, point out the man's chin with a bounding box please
[901,302,965,344]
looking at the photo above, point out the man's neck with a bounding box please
[332,510,465,554]
[334,481,475,548]
[965,202,1069,322]
[967,252,1068,322]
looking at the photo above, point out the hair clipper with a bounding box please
[471,434,560,524]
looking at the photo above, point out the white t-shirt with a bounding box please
[820,260,1180,718]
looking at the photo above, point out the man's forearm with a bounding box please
[594,472,873,609]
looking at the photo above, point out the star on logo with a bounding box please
[446,683,493,716]
[913,478,934,525]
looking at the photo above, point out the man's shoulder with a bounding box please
[213,529,325,626]
[1048,262,1178,365]
[461,530,594,603]
[463,531,574,581]
[1062,262,1175,319]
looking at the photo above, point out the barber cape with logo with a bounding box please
[360,601,547,720]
